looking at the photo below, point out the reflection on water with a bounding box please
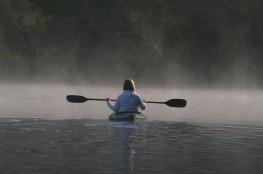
[0,118,263,174]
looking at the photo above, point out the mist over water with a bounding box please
[0,83,262,125]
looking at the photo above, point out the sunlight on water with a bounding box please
[0,83,262,125]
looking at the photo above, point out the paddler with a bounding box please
[106,79,146,113]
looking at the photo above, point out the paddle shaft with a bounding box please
[87,98,164,104]
[144,101,165,104]
[66,95,187,107]
[87,98,116,101]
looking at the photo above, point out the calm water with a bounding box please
[0,117,263,174]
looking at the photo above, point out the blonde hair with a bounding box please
[123,79,135,91]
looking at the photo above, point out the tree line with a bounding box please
[0,0,262,86]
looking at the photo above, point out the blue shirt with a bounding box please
[107,90,146,113]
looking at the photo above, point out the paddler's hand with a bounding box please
[106,97,110,102]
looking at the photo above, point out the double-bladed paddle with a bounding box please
[66,95,187,108]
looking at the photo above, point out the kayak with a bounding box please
[109,112,147,121]
[109,112,135,121]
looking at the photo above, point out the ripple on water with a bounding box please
[0,118,262,174]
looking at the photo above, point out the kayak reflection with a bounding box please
[110,121,138,173]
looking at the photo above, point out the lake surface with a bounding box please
[0,117,263,174]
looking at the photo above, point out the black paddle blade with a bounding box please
[66,95,88,103]
[165,99,187,107]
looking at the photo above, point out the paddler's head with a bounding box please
[123,79,135,92]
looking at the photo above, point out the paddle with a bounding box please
[66,95,186,108]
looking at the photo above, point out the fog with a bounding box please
[0,83,262,126]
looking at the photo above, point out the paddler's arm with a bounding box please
[138,96,146,110]
[106,98,120,112]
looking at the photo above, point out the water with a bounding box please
[0,117,263,174]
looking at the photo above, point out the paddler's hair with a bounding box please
[123,79,135,91]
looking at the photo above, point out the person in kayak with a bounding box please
[106,79,146,113]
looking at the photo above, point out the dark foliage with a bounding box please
[0,0,262,86]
